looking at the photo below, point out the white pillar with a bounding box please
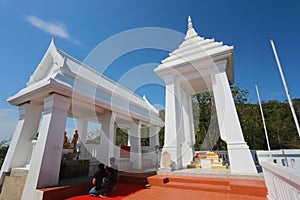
[161,76,184,170]
[99,112,115,165]
[76,118,88,158]
[129,121,142,169]
[149,126,160,165]
[187,95,196,146]
[212,61,257,174]
[22,94,71,200]
[181,93,195,166]
[0,101,42,185]
[77,118,88,144]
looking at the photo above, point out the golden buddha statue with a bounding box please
[63,131,71,149]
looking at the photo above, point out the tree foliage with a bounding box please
[115,127,128,146]
[85,128,101,144]
[0,139,9,168]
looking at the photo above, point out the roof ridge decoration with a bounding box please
[185,15,199,40]
[155,16,234,83]
[27,38,64,86]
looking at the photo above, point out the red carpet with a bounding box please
[65,183,145,200]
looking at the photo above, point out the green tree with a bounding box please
[0,139,9,168]
[85,129,101,144]
[193,92,212,151]
[115,127,128,146]
[158,110,165,148]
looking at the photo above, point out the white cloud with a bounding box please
[0,108,18,143]
[25,15,81,46]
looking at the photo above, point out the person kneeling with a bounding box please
[89,163,109,198]
[107,157,118,192]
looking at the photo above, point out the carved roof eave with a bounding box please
[155,50,234,84]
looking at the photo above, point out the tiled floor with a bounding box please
[158,168,265,180]
[124,186,267,200]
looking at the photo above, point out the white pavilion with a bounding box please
[0,38,163,199]
[0,16,277,200]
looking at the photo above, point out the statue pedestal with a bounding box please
[59,159,90,180]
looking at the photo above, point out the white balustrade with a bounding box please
[257,149,300,171]
[261,160,300,200]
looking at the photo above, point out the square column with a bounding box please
[76,118,88,159]
[212,61,257,174]
[99,112,115,165]
[149,126,160,166]
[22,94,71,200]
[161,76,184,170]
[181,93,195,166]
[76,118,88,144]
[129,121,142,169]
[0,101,42,185]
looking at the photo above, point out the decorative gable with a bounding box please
[27,38,64,86]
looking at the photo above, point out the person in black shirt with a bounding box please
[89,163,108,198]
[108,157,118,192]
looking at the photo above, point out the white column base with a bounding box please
[181,142,194,167]
[227,142,257,174]
[160,145,182,170]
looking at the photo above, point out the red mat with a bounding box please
[66,183,145,200]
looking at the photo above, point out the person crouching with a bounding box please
[89,163,109,198]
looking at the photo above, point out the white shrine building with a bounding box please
[155,16,257,174]
[0,16,262,200]
[0,38,163,199]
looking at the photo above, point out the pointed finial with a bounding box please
[185,15,198,39]
[188,15,193,29]
[50,37,56,49]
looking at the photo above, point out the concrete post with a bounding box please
[129,121,142,169]
[149,126,160,165]
[22,93,71,200]
[212,61,257,174]
[181,93,195,166]
[76,118,88,159]
[0,101,42,185]
[99,112,115,165]
[161,76,184,170]
[77,118,88,144]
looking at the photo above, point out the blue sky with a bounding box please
[1,0,300,141]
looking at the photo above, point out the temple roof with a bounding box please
[155,16,234,84]
[8,39,163,127]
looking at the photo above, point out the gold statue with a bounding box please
[63,131,70,149]
[72,130,79,153]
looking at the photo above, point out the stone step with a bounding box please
[164,181,231,193]
[168,175,229,186]
[39,183,92,200]
[147,174,267,197]
[118,171,155,185]
[230,179,267,197]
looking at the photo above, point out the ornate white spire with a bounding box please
[185,15,198,39]
[188,15,193,29]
